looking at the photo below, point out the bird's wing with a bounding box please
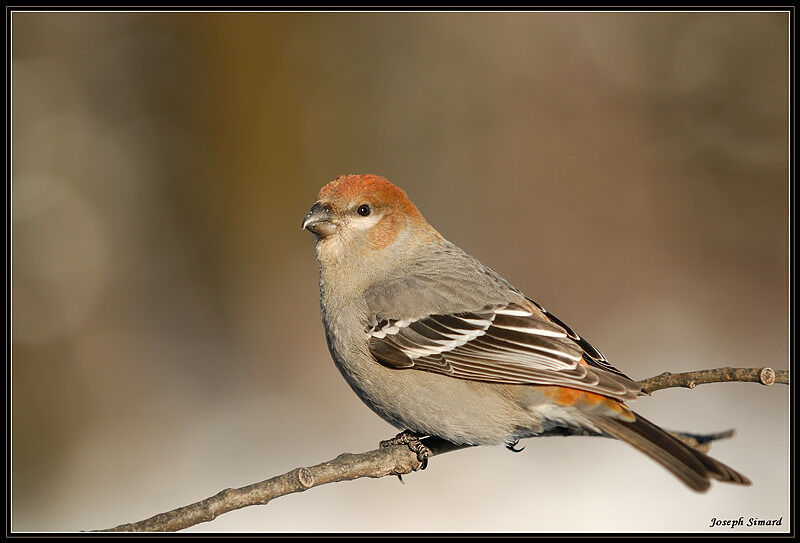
[367,300,641,402]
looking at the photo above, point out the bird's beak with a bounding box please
[302,202,336,237]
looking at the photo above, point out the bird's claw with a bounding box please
[506,439,525,452]
[380,430,432,470]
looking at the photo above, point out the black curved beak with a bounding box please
[301,202,336,237]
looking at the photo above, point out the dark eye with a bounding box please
[357,204,371,216]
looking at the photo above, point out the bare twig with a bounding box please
[100,437,464,533]
[638,366,789,394]
[98,365,788,532]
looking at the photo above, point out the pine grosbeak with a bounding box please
[302,174,750,492]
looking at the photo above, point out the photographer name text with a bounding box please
[710,517,783,528]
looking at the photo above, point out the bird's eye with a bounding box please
[357,204,371,217]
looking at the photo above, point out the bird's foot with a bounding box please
[506,439,525,453]
[380,430,432,471]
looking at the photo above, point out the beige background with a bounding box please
[12,12,789,533]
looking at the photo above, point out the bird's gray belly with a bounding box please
[327,331,547,445]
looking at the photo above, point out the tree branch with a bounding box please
[97,365,788,532]
[638,366,789,394]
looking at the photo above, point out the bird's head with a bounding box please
[302,174,440,269]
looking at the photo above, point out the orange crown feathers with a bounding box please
[317,174,422,219]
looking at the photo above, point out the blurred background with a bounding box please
[11,11,789,533]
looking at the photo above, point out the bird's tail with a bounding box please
[586,411,751,492]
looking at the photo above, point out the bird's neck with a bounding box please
[315,226,445,313]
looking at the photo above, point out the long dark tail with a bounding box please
[587,411,751,492]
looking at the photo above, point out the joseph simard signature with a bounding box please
[710,517,783,528]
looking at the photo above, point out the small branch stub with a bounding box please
[759,367,776,386]
[297,468,314,489]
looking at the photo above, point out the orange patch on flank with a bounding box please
[540,384,634,420]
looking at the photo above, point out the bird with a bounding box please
[301,173,751,492]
